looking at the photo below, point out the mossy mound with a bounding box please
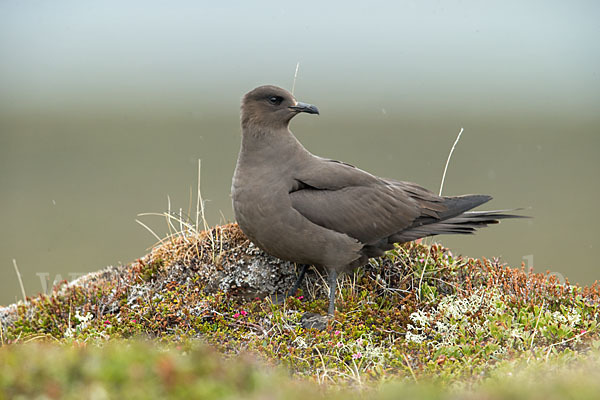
[1,223,599,393]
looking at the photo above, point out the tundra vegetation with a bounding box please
[1,223,598,399]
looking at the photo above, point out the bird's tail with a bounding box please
[389,195,528,243]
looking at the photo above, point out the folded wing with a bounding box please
[291,158,450,244]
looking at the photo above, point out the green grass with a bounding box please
[1,340,600,399]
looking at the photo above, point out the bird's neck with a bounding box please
[240,124,307,159]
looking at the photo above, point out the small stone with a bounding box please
[300,312,330,331]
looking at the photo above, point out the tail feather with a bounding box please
[389,208,528,244]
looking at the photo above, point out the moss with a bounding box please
[1,223,599,395]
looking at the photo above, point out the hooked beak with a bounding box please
[289,101,320,115]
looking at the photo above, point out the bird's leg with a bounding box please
[287,264,308,297]
[327,269,338,315]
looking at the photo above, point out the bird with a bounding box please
[232,85,523,316]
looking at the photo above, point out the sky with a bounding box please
[1,0,598,117]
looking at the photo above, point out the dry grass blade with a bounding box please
[291,62,300,95]
[136,158,220,261]
[418,127,464,299]
[529,298,546,350]
[12,259,27,305]
[417,250,433,302]
[0,316,4,346]
[544,329,590,361]
[198,159,209,233]
[196,159,203,231]
[137,212,198,235]
[403,353,419,383]
[197,160,216,253]
[439,127,464,196]
[135,219,164,245]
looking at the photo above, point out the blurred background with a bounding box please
[1,0,598,305]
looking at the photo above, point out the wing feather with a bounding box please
[290,159,442,243]
[290,185,420,244]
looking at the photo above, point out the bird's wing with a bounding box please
[290,158,448,244]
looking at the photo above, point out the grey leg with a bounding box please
[327,269,338,315]
[288,264,308,297]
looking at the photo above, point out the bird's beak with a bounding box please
[289,102,320,115]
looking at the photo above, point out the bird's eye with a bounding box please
[268,96,283,105]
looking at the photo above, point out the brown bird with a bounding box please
[232,85,522,316]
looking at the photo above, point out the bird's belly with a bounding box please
[232,189,292,253]
[232,187,362,268]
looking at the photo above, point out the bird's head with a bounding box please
[241,85,319,130]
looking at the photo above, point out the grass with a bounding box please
[1,339,600,400]
[1,222,599,398]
